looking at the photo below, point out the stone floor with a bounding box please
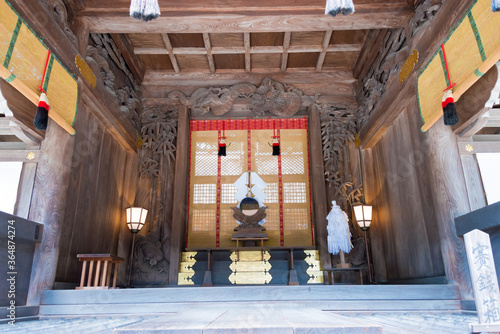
[0,306,477,333]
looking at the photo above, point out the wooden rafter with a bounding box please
[281,32,291,72]
[161,33,180,72]
[244,33,251,72]
[316,30,332,71]
[110,33,146,82]
[202,33,216,73]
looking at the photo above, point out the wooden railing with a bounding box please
[77,254,124,290]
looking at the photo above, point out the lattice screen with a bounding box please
[187,119,314,248]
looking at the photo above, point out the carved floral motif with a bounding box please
[168,78,314,117]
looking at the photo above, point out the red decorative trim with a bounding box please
[305,118,314,246]
[247,118,252,172]
[277,129,284,246]
[186,119,194,248]
[39,49,51,93]
[191,118,308,131]
[216,128,222,248]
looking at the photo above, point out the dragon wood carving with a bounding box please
[168,78,310,117]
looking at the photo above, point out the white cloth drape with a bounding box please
[326,201,352,254]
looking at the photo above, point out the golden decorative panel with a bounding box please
[75,54,96,88]
[230,251,270,262]
[304,250,324,284]
[178,272,195,285]
[229,272,272,284]
[178,251,197,285]
[181,252,198,262]
[398,50,418,83]
[230,261,272,273]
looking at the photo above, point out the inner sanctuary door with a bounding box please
[187,118,314,248]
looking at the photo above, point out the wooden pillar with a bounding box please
[26,118,75,305]
[169,105,190,285]
[425,115,473,299]
[308,105,332,271]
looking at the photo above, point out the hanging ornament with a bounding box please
[218,137,227,156]
[34,50,51,130]
[493,0,500,12]
[271,118,280,156]
[218,119,227,156]
[440,44,459,126]
[34,92,50,130]
[442,90,459,126]
[272,137,280,156]
[326,201,352,255]
[130,0,161,22]
[325,0,355,17]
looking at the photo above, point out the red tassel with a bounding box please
[34,92,49,130]
[272,137,280,156]
[218,138,227,156]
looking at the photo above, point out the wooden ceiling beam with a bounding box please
[161,33,180,72]
[81,10,412,34]
[82,0,410,15]
[133,44,363,55]
[141,69,356,98]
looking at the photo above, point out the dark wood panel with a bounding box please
[251,53,281,69]
[330,30,368,45]
[138,54,174,71]
[251,32,284,47]
[323,51,357,69]
[290,31,325,46]
[214,54,245,70]
[287,52,319,68]
[128,33,165,48]
[210,33,244,47]
[176,54,209,70]
[169,33,205,48]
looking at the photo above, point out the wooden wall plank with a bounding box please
[13,162,37,219]
[360,148,387,282]
[460,155,487,212]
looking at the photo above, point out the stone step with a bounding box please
[112,305,383,334]
[38,285,462,317]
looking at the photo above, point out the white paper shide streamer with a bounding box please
[493,0,500,12]
[130,0,161,21]
[326,201,352,255]
[325,0,355,17]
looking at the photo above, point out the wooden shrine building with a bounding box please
[1,0,500,331]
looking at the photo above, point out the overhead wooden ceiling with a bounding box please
[67,0,417,104]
